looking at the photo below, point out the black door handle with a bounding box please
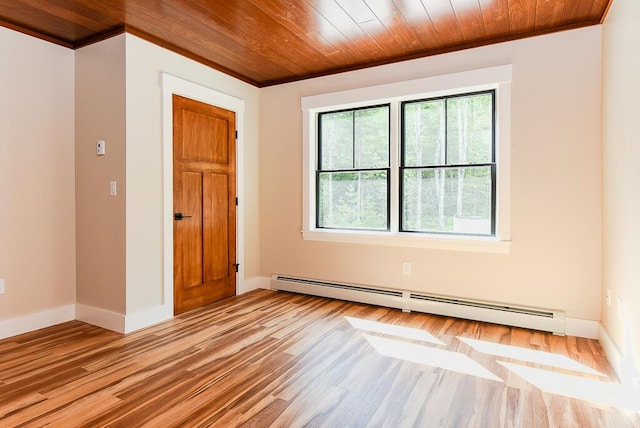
[174,212,192,221]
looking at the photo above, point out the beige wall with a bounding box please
[0,27,76,318]
[0,21,609,338]
[602,0,640,376]
[74,33,260,318]
[124,35,261,313]
[75,35,127,314]
[260,27,603,320]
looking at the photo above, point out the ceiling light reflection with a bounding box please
[364,334,502,382]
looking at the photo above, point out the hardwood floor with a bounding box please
[1,289,638,427]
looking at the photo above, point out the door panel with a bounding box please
[173,94,236,315]
[203,172,229,282]
[181,171,203,288]
[181,110,229,164]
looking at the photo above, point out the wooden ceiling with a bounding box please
[0,0,611,87]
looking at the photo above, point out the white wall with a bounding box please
[0,27,75,324]
[73,34,261,329]
[124,34,261,315]
[602,0,640,382]
[260,27,603,321]
[75,35,127,315]
[0,29,262,334]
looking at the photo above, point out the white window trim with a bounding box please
[301,65,512,253]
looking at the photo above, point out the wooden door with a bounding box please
[173,94,236,315]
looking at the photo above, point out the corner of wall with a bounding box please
[74,34,127,315]
[0,26,76,323]
[75,303,126,334]
[239,276,271,294]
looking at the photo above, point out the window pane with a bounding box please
[403,100,445,167]
[402,166,492,235]
[320,111,353,169]
[318,171,388,230]
[446,93,493,164]
[354,106,389,168]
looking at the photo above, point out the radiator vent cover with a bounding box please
[271,275,565,335]
[275,276,403,297]
[409,293,553,318]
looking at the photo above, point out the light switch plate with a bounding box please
[110,181,117,196]
[0,278,5,294]
[97,140,106,156]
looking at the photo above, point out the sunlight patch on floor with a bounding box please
[363,334,502,382]
[457,336,604,376]
[344,315,638,414]
[345,316,444,345]
[499,361,640,412]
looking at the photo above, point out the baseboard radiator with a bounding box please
[271,275,565,335]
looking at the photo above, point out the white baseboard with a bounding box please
[75,303,126,334]
[0,288,599,347]
[599,323,624,382]
[2,279,272,340]
[565,318,599,339]
[75,303,174,335]
[598,323,640,397]
[124,304,173,334]
[239,276,270,294]
[0,305,75,340]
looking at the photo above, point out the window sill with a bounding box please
[302,229,511,254]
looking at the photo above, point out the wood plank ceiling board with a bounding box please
[508,0,538,34]
[392,0,444,49]
[590,0,612,21]
[364,0,431,53]
[478,0,511,38]
[535,0,567,31]
[419,0,461,47]
[0,0,613,87]
[450,0,488,42]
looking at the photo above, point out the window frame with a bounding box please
[301,65,512,253]
[399,90,497,237]
[316,104,391,231]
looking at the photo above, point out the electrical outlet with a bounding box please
[402,262,411,276]
[0,278,4,294]
[606,288,611,307]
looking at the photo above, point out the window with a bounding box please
[317,105,390,230]
[302,66,512,252]
[401,91,495,236]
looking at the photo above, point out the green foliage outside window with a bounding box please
[318,106,389,230]
[402,92,494,235]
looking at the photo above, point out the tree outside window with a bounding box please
[402,91,495,235]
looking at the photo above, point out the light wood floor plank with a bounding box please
[0,289,638,427]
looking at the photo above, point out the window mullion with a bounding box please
[444,98,448,165]
[352,111,356,169]
[389,101,399,233]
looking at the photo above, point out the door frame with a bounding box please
[161,73,245,315]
